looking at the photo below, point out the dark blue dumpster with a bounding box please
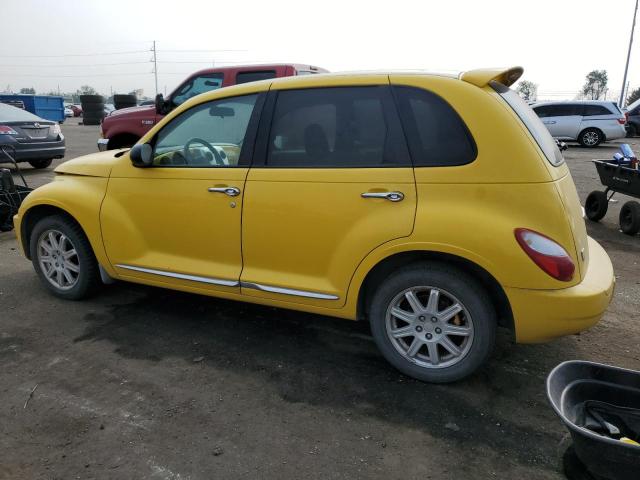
[0,94,65,123]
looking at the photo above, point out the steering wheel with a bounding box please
[184,138,224,166]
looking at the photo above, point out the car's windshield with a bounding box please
[171,73,224,106]
[491,81,564,167]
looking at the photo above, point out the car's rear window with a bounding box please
[491,81,564,167]
[583,104,614,116]
[0,102,46,123]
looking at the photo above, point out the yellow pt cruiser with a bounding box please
[14,67,615,383]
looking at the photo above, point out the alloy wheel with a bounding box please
[385,286,474,369]
[583,131,599,146]
[37,229,80,290]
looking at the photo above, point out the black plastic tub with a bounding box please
[547,361,640,480]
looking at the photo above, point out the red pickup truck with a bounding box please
[98,63,327,150]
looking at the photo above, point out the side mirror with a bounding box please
[155,93,165,115]
[130,143,153,167]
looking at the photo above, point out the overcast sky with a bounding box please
[1,0,638,101]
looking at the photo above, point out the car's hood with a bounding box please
[54,150,125,177]
[105,104,155,118]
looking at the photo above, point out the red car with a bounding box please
[98,63,327,150]
[67,105,82,117]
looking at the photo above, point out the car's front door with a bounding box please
[101,92,264,293]
[240,80,417,307]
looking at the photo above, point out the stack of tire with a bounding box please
[113,94,137,110]
[80,95,105,126]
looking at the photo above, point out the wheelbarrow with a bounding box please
[547,361,640,480]
[0,134,32,231]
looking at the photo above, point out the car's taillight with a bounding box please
[618,117,626,125]
[0,125,18,135]
[514,228,575,282]
[50,124,61,135]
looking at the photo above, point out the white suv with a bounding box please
[531,101,626,147]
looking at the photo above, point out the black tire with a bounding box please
[28,158,53,169]
[619,201,640,235]
[79,94,104,105]
[578,128,603,147]
[29,215,100,300]
[368,263,496,383]
[113,94,137,110]
[82,104,105,114]
[585,190,608,222]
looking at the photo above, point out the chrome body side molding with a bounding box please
[241,281,339,300]
[114,264,339,300]
[115,264,239,287]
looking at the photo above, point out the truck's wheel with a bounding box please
[107,135,139,150]
[368,263,496,383]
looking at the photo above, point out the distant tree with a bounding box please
[77,85,98,96]
[19,87,35,94]
[516,80,538,101]
[626,87,640,106]
[581,70,608,100]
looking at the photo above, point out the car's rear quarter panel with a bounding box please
[387,76,582,288]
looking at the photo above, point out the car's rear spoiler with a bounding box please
[460,67,524,88]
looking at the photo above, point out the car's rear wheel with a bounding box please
[578,128,603,147]
[619,201,640,235]
[585,190,608,222]
[369,264,496,383]
[30,215,100,300]
[28,159,53,169]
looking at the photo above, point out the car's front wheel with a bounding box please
[30,215,100,300]
[369,264,496,383]
[28,159,53,169]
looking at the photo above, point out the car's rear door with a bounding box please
[240,77,417,307]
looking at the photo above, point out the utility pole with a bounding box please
[620,0,639,107]
[152,40,158,97]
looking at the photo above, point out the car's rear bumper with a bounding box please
[8,139,66,162]
[506,236,614,343]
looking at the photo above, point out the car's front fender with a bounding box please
[15,175,113,275]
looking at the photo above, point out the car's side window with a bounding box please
[172,73,224,106]
[265,86,410,168]
[236,71,277,85]
[153,94,259,168]
[393,86,477,167]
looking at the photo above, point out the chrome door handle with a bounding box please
[361,191,404,202]
[543,121,557,125]
[208,186,240,197]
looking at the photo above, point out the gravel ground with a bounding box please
[0,121,638,480]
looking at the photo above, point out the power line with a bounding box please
[158,49,246,53]
[0,49,149,58]
[0,61,151,68]
[6,72,152,78]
